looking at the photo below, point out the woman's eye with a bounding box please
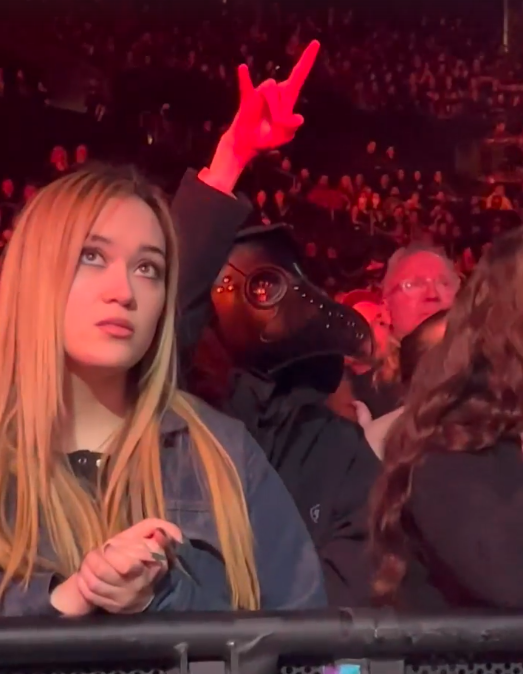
[80,248,104,265]
[137,262,161,279]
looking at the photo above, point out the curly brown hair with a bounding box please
[370,227,523,605]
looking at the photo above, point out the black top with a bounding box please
[68,450,102,484]
[400,439,523,610]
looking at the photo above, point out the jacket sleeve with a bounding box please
[243,428,327,610]
[409,444,523,608]
[171,170,252,359]
[148,541,232,612]
[0,555,230,615]
[0,573,62,616]
[318,420,381,608]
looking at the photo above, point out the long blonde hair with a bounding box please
[0,165,260,609]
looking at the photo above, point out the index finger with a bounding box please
[102,545,146,578]
[238,64,256,102]
[285,40,320,104]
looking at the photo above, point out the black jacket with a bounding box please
[399,439,523,610]
[173,170,380,607]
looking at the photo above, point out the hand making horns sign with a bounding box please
[225,40,320,161]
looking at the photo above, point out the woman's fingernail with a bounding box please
[150,551,167,563]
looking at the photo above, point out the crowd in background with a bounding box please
[35,0,523,120]
[1,0,523,289]
[0,0,522,624]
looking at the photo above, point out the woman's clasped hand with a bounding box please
[51,519,182,616]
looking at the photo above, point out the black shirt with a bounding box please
[68,450,102,484]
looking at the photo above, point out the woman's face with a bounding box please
[64,197,167,373]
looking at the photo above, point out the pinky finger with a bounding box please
[77,575,117,612]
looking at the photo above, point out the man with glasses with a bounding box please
[382,244,460,340]
[350,244,460,420]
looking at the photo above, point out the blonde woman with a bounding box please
[0,163,325,617]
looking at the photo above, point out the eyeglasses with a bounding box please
[393,276,459,298]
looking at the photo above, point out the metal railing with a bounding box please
[1,610,523,674]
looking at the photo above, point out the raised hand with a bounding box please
[201,40,319,195]
[225,40,320,162]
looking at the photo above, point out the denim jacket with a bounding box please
[0,398,326,615]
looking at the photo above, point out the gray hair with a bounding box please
[382,243,458,296]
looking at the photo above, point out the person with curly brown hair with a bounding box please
[371,228,523,610]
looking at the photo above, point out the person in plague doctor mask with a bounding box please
[188,227,380,607]
[176,39,381,607]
